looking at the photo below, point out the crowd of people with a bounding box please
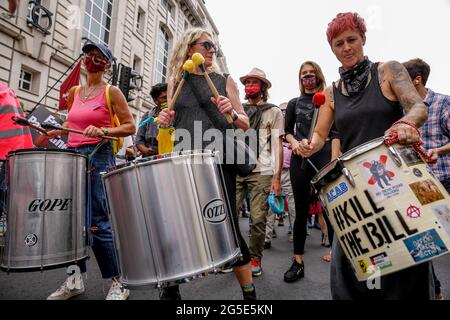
[1,5,449,300]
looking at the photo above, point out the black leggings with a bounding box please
[221,164,251,267]
[291,142,331,255]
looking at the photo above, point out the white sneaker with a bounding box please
[47,276,85,300]
[106,279,130,300]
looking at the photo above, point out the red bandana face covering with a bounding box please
[84,55,108,73]
[245,84,261,98]
[301,75,319,90]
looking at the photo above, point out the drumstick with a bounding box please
[191,53,234,124]
[301,92,326,170]
[41,122,119,141]
[12,116,49,135]
[167,60,195,111]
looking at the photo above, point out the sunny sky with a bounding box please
[205,0,450,106]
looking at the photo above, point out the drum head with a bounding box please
[7,148,85,158]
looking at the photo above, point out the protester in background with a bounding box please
[235,67,284,277]
[283,61,339,283]
[136,83,167,157]
[0,82,34,234]
[403,58,448,300]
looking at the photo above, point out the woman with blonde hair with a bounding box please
[158,28,256,300]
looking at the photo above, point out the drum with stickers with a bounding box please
[311,136,450,282]
[1,149,88,271]
[101,150,241,288]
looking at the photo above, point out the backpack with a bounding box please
[71,85,123,154]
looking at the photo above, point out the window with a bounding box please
[133,55,142,74]
[154,27,170,83]
[19,69,33,92]
[161,0,172,14]
[136,7,145,35]
[82,0,113,45]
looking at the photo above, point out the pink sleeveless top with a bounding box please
[67,87,111,147]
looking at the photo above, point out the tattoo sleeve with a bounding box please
[388,61,428,127]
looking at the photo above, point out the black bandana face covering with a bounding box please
[339,56,373,96]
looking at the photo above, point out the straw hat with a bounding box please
[240,67,272,89]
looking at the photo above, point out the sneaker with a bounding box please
[47,276,85,300]
[250,259,262,277]
[264,241,271,249]
[106,279,130,300]
[159,285,181,300]
[288,235,294,242]
[272,229,277,238]
[219,267,234,274]
[241,211,249,218]
[283,258,304,283]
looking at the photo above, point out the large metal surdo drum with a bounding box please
[312,137,450,282]
[102,150,241,288]
[1,149,88,271]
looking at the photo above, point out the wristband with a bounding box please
[101,127,110,135]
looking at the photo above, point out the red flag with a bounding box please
[58,61,81,110]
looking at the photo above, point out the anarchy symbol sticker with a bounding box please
[24,234,38,247]
[407,205,421,219]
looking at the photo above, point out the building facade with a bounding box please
[0,0,227,122]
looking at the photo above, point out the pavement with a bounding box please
[0,215,449,300]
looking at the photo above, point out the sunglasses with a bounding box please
[193,41,217,52]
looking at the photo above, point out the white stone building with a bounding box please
[0,0,227,122]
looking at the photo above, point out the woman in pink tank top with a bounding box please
[46,42,135,301]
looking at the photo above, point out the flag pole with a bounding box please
[29,53,83,114]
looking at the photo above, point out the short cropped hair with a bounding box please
[150,83,168,101]
[326,12,367,45]
[402,58,431,85]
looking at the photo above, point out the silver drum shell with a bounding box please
[102,151,240,288]
[1,149,88,271]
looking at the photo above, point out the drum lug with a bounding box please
[342,168,356,188]
[387,146,403,167]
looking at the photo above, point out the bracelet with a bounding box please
[391,120,420,135]
[101,127,110,135]
[231,110,239,122]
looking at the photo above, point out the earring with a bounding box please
[415,80,420,85]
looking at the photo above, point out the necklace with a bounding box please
[80,85,101,103]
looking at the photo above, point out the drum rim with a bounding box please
[6,148,87,159]
[311,136,385,186]
[102,150,219,179]
[340,136,385,162]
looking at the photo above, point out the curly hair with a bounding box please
[168,28,221,85]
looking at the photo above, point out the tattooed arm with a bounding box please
[379,61,428,145]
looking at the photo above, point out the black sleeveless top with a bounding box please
[173,73,230,150]
[333,63,403,153]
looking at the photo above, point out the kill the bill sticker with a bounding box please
[357,154,406,202]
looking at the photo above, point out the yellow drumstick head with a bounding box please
[183,60,195,74]
[192,53,205,66]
